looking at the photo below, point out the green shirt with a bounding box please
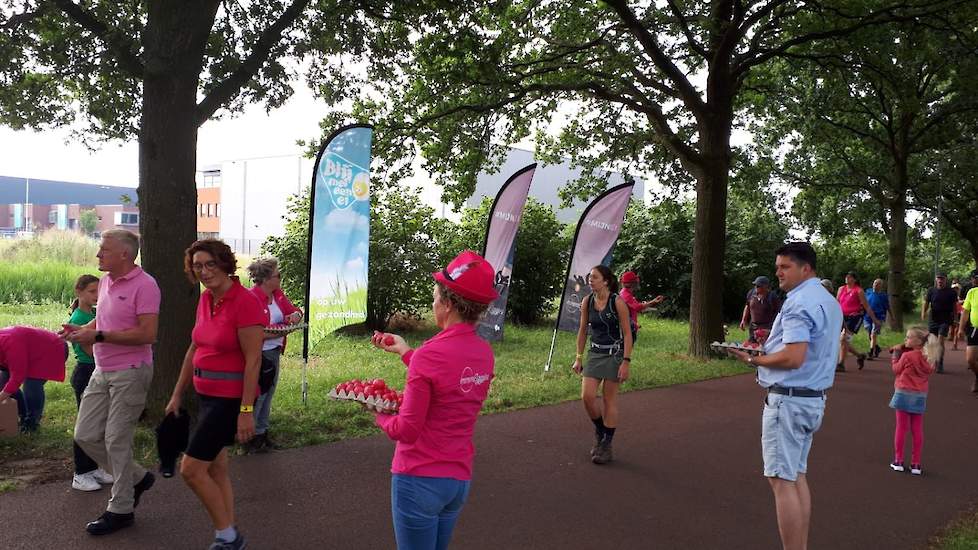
[68,307,96,364]
[964,287,978,328]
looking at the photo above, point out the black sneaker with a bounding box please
[133,471,155,508]
[873,345,882,358]
[857,354,866,370]
[86,511,134,535]
[208,532,247,550]
[836,363,846,373]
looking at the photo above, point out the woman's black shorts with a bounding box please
[186,394,241,461]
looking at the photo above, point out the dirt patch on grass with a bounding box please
[0,456,71,493]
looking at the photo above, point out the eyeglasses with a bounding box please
[191,260,219,273]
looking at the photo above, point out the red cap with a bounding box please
[620,271,639,284]
[433,250,499,304]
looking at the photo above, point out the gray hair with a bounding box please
[102,229,139,260]
[247,256,279,285]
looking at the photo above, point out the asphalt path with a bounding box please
[2,349,977,549]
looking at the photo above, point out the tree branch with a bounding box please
[195,0,310,126]
[665,0,708,58]
[602,0,705,111]
[0,5,49,29]
[52,0,145,78]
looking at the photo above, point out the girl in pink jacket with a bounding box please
[888,326,940,475]
[372,250,498,550]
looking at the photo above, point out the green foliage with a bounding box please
[260,192,311,309]
[78,209,98,236]
[614,195,791,320]
[0,261,94,305]
[438,197,570,325]
[261,186,448,329]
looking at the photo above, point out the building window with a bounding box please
[201,170,221,188]
[199,203,205,217]
[216,204,221,218]
[118,212,139,225]
[48,210,57,224]
[206,204,212,217]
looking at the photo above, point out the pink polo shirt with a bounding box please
[193,280,269,398]
[375,322,495,480]
[0,327,67,394]
[94,267,161,371]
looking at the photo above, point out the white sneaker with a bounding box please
[72,472,101,492]
[910,464,923,476]
[91,468,114,484]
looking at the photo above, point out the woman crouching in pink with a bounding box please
[371,250,498,550]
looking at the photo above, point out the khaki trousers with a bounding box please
[74,364,153,514]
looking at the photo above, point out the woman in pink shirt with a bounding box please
[836,272,880,371]
[887,326,940,476]
[166,239,266,550]
[0,326,67,433]
[371,250,498,550]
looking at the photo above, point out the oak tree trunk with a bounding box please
[886,197,908,331]
[687,123,730,357]
[138,3,220,418]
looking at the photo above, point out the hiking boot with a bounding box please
[72,472,102,492]
[85,511,134,535]
[873,345,882,358]
[857,354,866,370]
[836,363,846,373]
[133,471,155,508]
[591,442,613,465]
[910,464,922,476]
[208,532,247,550]
[890,461,905,472]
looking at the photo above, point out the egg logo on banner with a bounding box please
[459,366,490,393]
[320,154,367,210]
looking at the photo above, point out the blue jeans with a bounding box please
[254,347,282,435]
[391,474,471,550]
[0,369,47,431]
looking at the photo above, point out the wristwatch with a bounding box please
[95,330,105,343]
[747,355,755,366]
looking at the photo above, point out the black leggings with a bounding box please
[72,362,98,475]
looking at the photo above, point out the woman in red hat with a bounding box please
[618,270,665,343]
[371,250,498,550]
[572,265,634,465]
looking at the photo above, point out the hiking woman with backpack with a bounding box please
[571,264,633,465]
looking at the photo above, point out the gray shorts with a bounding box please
[761,393,826,481]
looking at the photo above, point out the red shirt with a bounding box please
[192,280,269,398]
[0,327,66,394]
[619,288,643,330]
[249,286,302,348]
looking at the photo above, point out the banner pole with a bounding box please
[544,328,559,372]
[302,357,309,405]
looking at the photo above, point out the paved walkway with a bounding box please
[3,349,978,549]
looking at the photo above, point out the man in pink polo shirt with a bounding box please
[63,229,160,536]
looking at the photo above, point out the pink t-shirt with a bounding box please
[193,280,268,398]
[94,267,161,371]
[837,284,863,316]
[375,322,495,480]
[0,327,67,394]
[891,349,935,393]
[619,288,642,329]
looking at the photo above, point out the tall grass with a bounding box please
[0,230,99,265]
[0,262,98,305]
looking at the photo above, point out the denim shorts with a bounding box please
[761,393,826,481]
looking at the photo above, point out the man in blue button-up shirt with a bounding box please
[728,242,843,550]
